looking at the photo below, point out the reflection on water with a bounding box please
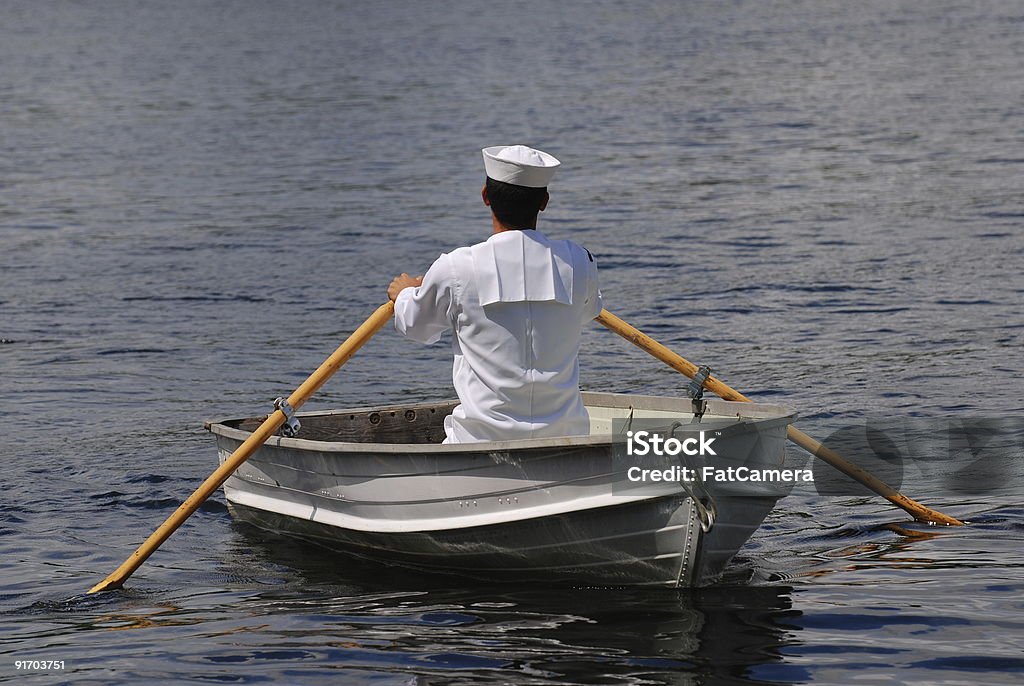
[20,527,802,684]
[203,528,805,685]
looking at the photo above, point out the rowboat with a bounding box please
[206,392,796,587]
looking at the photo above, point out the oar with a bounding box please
[88,302,396,594]
[595,309,964,526]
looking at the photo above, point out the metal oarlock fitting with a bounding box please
[274,397,301,438]
[686,365,712,401]
[687,365,712,419]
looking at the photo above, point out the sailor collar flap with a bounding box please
[470,230,575,306]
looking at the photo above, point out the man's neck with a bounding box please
[491,216,537,234]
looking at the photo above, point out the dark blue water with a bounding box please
[2,1,1022,683]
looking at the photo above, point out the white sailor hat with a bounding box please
[482,145,560,188]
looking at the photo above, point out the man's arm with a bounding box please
[389,254,455,344]
[388,273,423,302]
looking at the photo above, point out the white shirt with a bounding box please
[394,229,602,444]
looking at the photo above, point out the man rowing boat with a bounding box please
[388,145,602,444]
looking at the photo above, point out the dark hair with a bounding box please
[485,177,548,229]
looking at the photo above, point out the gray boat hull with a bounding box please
[209,392,795,586]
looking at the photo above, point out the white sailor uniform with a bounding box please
[394,228,602,443]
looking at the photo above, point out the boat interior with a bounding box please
[220,393,772,446]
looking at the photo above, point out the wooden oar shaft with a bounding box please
[595,309,963,526]
[784,425,962,523]
[88,302,396,594]
[594,309,751,402]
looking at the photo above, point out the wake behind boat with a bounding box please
[206,391,796,587]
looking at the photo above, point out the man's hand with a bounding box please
[388,273,423,302]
